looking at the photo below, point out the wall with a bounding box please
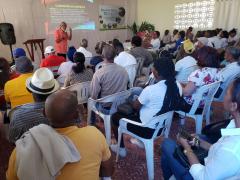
[0,0,137,65]
[137,0,192,36]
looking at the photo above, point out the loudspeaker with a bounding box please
[0,23,16,45]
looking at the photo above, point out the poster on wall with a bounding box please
[99,5,126,30]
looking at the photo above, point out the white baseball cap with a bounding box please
[44,46,55,54]
[197,37,209,46]
[26,68,59,95]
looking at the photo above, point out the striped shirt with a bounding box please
[64,68,93,87]
[9,102,49,143]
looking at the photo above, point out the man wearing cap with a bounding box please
[54,22,72,58]
[40,46,66,68]
[175,39,198,83]
[4,57,34,108]
[8,68,59,143]
[196,37,209,49]
[13,48,26,59]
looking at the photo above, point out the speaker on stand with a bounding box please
[0,23,16,64]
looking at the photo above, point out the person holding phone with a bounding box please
[160,77,240,180]
[54,21,72,59]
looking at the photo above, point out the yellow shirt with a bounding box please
[4,73,34,108]
[6,126,111,180]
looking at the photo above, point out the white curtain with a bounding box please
[214,0,240,31]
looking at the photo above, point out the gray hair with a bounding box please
[102,45,116,62]
[226,46,240,60]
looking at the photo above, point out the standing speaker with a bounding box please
[0,23,16,45]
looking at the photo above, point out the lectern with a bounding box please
[23,39,45,61]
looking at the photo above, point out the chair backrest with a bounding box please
[48,66,60,76]
[64,81,91,104]
[95,62,104,72]
[146,111,174,139]
[176,65,198,83]
[125,64,137,88]
[84,57,91,66]
[189,81,221,115]
[91,90,132,115]
[136,57,144,77]
[215,73,240,102]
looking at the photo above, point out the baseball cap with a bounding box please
[44,46,55,54]
[13,48,26,58]
[183,39,195,54]
[197,37,209,46]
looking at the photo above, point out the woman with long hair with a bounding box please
[110,58,182,157]
[64,52,93,87]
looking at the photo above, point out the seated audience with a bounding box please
[90,45,129,99]
[186,27,194,41]
[195,37,209,50]
[228,28,239,45]
[6,89,114,180]
[171,29,179,43]
[161,30,171,46]
[0,58,18,110]
[4,57,34,108]
[182,46,221,109]
[8,68,59,143]
[110,58,182,157]
[114,42,137,69]
[77,39,93,58]
[219,30,229,48]
[90,41,106,70]
[175,40,197,83]
[208,30,222,49]
[130,35,153,67]
[40,46,65,68]
[64,52,93,87]
[57,46,76,86]
[161,77,240,179]
[169,30,185,53]
[150,31,161,50]
[90,45,129,124]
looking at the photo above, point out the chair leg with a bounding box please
[104,115,111,145]
[87,108,92,125]
[116,127,123,162]
[195,115,203,134]
[144,140,154,180]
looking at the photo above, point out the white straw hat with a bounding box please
[44,46,55,54]
[26,68,59,95]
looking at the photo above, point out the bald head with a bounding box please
[102,45,116,62]
[45,90,78,128]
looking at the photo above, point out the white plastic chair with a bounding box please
[63,81,91,104]
[87,90,132,145]
[84,57,91,66]
[116,111,174,180]
[176,81,221,134]
[125,64,137,88]
[176,65,198,83]
[214,73,240,102]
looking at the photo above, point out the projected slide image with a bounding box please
[43,0,96,35]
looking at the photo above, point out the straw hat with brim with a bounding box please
[183,39,195,54]
[26,68,59,95]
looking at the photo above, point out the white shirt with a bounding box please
[150,38,161,50]
[175,56,197,82]
[77,47,93,58]
[228,35,239,43]
[57,61,74,85]
[218,62,240,82]
[190,120,240,180]
[138,80,182,128]
[114,51,137,67]
[220,38,228,48]
[208,36,222,49]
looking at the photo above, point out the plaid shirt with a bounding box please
[9,102,49,143]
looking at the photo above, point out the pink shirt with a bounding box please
[54,28,69,54]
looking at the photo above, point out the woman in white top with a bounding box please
[110,58,182,157]
[161,77,240,180]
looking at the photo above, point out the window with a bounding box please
[174,0,215,30]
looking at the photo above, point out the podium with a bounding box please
[23,39,45,61]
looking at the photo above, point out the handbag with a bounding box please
[117,102,134,116]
